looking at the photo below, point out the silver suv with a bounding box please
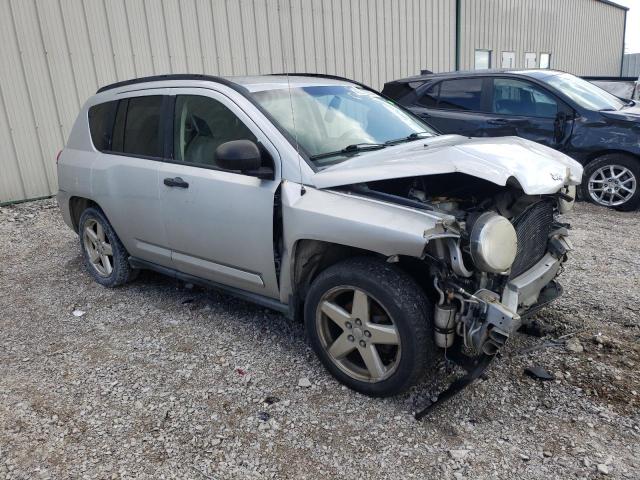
[58,74,582,397]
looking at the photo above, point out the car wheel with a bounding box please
[79,207,139,287]
[304,257,437,397]
[581,154,640,211]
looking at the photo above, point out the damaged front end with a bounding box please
[338,172,574,359]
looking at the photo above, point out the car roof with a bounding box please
[388,69,567,84]
[96,73,359,95]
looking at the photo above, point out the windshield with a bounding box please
[251,85,435,165]
[543,73,626,111]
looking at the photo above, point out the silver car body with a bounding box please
[58,75,583,353]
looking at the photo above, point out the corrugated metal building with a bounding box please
[0,0,627,204]
[622,53,640,77]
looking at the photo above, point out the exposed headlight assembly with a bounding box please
[469,212,518,273]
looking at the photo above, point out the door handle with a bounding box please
[163,177,189,188]
[487,119,509,125]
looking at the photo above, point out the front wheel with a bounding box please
[581,154,640,211]
[304,257,437,397]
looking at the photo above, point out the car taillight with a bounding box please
[56,150,62,164]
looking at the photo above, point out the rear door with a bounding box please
[411,77,492,136]
[483,77,574,149]
[157,89,281,298]
[89,94,173,266]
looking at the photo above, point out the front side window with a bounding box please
[474,50,491,70]
[111,96,164,157]
[251,85,433,165]
[437,78,484,111]
[492,78,558,118]
[173,95,257,167]
[88,101,117,151]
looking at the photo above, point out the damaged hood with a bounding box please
[312,135,583,195]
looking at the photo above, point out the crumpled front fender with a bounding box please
[277,181,457,302]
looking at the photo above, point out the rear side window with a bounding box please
[89,96,165,157]
[416,83,440,108]
[116,96,164,157]
[88,101,117,151]
[437,78,484,111]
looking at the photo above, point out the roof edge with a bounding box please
[597,0,629,12]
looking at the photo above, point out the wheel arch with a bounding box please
[287,238,437,321]
[584,149,640,165]
[68,196,102,233]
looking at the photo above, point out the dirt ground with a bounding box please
[0,199,638,479]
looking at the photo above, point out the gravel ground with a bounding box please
[0,199,639,479]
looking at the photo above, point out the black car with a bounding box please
[383,69,640,211]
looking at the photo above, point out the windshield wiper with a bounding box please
[384,131,433,146]
[310,143,386,160]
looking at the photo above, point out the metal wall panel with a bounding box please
[459,0,625,75]
[0,0,456,203]
[1,0,625,204]
[622,54,640,77]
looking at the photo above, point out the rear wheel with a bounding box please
[582,154,640,211]
[79,207,138,287]
[304,257,437,397]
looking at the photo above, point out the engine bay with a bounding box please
[350,172,556,222]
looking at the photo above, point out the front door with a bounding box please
[158,90,281,298]
[482,77,573,149]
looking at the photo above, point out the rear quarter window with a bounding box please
[88,101,117,151]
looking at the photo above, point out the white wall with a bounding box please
[0,0,456,204]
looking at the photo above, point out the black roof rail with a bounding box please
[95,74,240,94]
[269,72,380,93]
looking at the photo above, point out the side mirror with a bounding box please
[215,140,275,180]
[215,140,261,171]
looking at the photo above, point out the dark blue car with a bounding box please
[383,69,640,211]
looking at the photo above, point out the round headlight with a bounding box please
[469,212,518,273]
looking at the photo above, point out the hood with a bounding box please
[600,104,640,123]
[312,135,583,194]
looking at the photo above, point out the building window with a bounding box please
[501,51,515,69]
[474,50,491,70]
[539,53,551,69]
[524,52,537,69]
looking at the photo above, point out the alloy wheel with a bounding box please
[588,164,637,207]
[82,218,114,277]
[315,286,401,383]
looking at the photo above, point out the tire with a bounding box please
[78,207,139,287]
[304,257,437,397]
[581,154,640,211]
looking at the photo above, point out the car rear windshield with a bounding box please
[543,73,626,111]
[250,85,434,165]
